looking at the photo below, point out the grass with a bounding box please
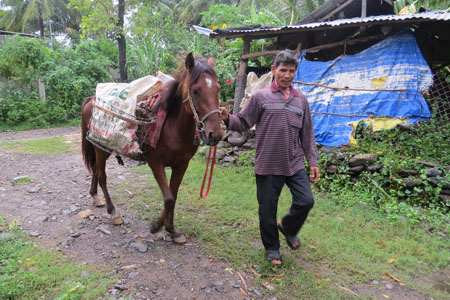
[118,155,450,300]
[0,219,113,300]
[0,136,78,155]
[0,120,80,133]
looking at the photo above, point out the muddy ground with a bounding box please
[0,127,447,300]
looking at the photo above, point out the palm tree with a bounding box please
[0,0,78,38]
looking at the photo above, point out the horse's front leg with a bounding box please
[164,162,189,244]
[148,162,173,235]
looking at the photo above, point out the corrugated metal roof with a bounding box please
[204,11,450,38]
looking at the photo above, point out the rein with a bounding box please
[183,91,220,199]
[200,145,217,199]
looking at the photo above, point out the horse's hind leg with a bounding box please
[95,149,123,225]
[89,165,106,207]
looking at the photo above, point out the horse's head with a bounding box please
[183,53,224,146]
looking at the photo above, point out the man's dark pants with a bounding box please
[255,169,314,251]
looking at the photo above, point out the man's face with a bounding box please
[271,63,297,90]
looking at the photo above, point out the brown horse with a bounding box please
[81,53,224,244]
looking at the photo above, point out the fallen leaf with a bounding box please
[315,274,321,284]
[159,259,165,263]
[383,273,406,286]
[121,264,137,270]
[77,209,93,219]
[388,257,397,264]
[239,287,248,297]
[383,295,390,299]
[263,281,274,291]
[308,244,317,249]
[376,239,387,248]
[238,271,248,291]
[249,264,260,277]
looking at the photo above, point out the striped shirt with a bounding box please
[228,82,318,176]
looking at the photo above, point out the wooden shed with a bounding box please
[195,0,450,114]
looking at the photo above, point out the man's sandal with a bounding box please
[278,223,301,250]
[267,250,282,265]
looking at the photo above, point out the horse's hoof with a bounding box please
[171,233,187,244]
[92,195,105,207]
[111,213,123,225]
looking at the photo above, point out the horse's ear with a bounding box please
[207,56,215,69]
[185,53,195,72]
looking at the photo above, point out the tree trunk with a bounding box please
[117,0,127,82]
[38,2,44,39]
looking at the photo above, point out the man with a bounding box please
[219,50,320,265]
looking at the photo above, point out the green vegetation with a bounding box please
[118,156,449,299]
[318,119,450,226]
[0,136,78,155]
[0,218,113,300]
[11,177,33,185]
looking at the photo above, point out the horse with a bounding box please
[81,53,224,244]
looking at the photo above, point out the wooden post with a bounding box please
[233,37,251,114]
[38,78,46,103]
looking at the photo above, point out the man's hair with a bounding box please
[273,49,298,68]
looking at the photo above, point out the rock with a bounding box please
[223,156,235,163]
[385,283,393,289]
[403,178,422,189]
[426,168,443,178]
[12,175,29,182]
[62,209,71,215]
[114,284,128,291]
[368,164,383,172]
[326,165,338,174]
[77,209,94,219]
[347,165,364,175]
[70,206,81,213]
[70,231,81,238]
[0,232,16,241]
[128,272,139,279]
[438,193,450,203]
[320,146,341,154]
[217,141,229,148]
[96,225,112,235]
[396,123,413,131]
[29,232,40,237]
[371,280,380,285]
[227,131,247,146]
[0,187,6,192]
[398,169,418,177]
[27,186,41,193]
[349,153,377,167]
[242,138,256,149]
[36,216,49,222]
[215,150,226,160]
[130,242,148,253]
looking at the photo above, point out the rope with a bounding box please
[200,146,217,199]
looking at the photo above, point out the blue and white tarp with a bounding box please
[293,30,433,147]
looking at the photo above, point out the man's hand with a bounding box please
[219,107,229,122]
[309,166,320,183]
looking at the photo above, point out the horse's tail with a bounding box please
[81,96,96,175]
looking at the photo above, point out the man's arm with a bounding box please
[300,99,320,182]
[219,95,259,132]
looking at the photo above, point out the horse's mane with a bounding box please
[160,55,217,117]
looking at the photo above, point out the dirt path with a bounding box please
[0,127,259,300]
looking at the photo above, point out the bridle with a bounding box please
[183,90,220,135]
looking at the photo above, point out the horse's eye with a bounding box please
[192,89,199,96]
